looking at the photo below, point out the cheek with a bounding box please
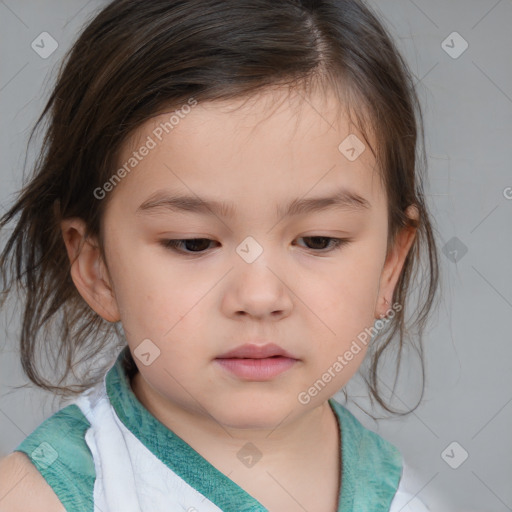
[107,238,216,343]
[303,245,384,369]
[104,235,169,335]
[311,252,383,324]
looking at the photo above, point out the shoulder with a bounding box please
[0,452,65,511]
[5,403,96,512]
[329,399,431,511]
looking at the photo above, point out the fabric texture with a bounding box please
[14,404,95,511]
[14,345,428,511]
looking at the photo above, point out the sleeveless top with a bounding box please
[14,346,429,511]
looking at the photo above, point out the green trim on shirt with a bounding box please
[331,399,403,510]
[14,403,95,512]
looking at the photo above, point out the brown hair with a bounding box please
[0,0,440,415]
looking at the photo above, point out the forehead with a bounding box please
[110,86,385,217]
[139,86,371,149]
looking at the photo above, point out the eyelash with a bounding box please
[160,236,351,255]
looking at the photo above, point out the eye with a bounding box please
[161,238,218,254]
[294,236,350,252]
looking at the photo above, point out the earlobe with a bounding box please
[60,218,120,323]
[375,205,418,319]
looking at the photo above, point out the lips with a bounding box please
[215,343,297,360]
[214,343,299,380]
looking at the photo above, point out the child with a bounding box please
[0,0,440,510]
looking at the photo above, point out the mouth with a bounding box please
[214,343,299,380]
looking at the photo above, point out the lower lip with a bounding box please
[215,357,297,380]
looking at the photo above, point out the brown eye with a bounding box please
[161,238,217,254]
[296,237,350,252]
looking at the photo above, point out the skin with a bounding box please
[60,85,417,511]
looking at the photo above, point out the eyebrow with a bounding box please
[136,187,371,219]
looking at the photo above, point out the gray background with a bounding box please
[1,1,511,511]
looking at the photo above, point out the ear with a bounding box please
[60,218,120,323]
[375,205,418,319]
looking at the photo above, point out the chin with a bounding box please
[211,394,297,431]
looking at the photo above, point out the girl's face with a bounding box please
[71,87,415,429]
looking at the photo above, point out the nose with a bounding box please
[221,251,294,321]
